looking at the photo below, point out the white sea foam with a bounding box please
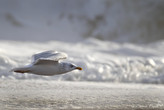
[0,39,164,84]
[0,0,164,84]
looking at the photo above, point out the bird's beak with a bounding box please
[75,67,82,70]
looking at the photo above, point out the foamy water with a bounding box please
[0,39,164,84]
[0,0,164,84]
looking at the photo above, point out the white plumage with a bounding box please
[11,51,82,76]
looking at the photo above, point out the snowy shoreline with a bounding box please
[0,80,164,110]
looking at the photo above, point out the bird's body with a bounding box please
[12,51,82,76]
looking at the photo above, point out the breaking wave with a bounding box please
[0,39,164,84]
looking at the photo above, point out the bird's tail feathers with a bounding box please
[10,67,31,73]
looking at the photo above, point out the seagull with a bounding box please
[11,50,82,76]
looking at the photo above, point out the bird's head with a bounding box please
[61,62,82,73]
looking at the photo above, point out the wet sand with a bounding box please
[0,80,164,110]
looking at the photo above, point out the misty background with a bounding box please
[0,0,164,83]
[0,0,164,43]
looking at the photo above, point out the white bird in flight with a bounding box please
[11,51,82,76]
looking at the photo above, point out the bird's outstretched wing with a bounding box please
[32,50,67,65]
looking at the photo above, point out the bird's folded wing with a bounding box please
[32,50,67,64]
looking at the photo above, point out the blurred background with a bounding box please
[0,0,164,84]
[0,0,164,43]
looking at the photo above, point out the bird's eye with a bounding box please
[70,65,74,68]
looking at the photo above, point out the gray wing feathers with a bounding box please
[32,50,67,65]
[34,59,58,65]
